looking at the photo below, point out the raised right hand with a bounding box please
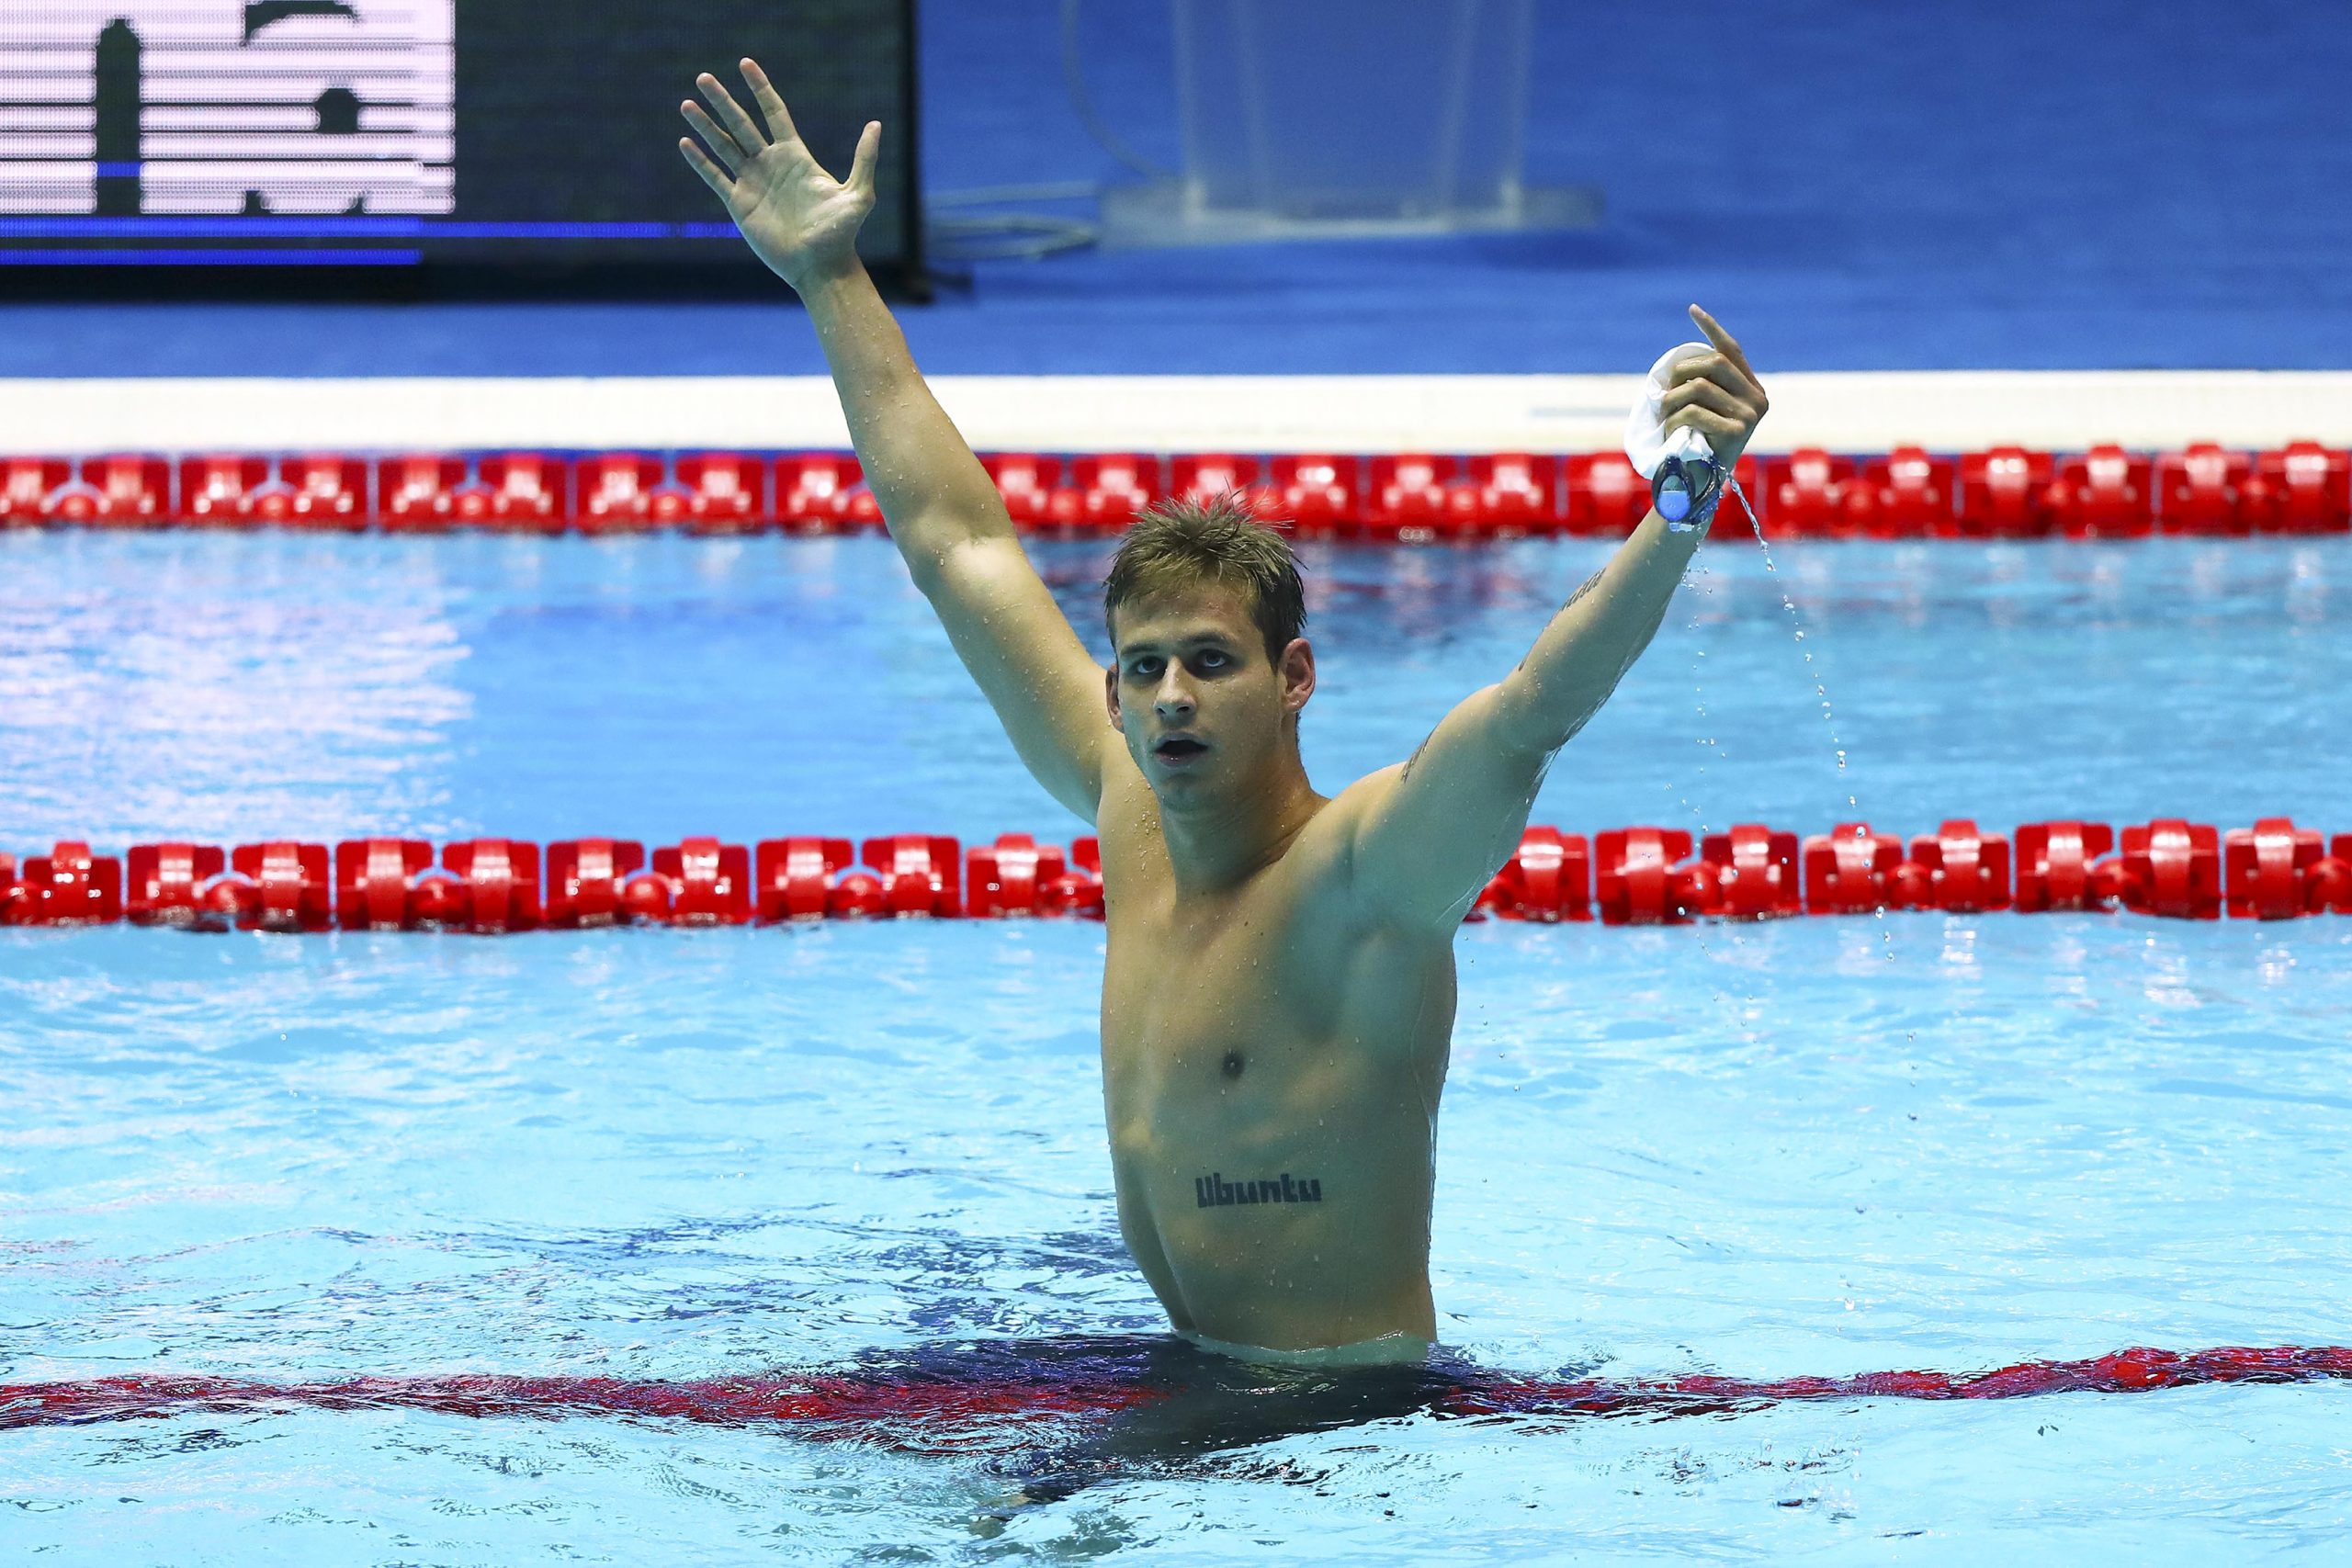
[1660,305,1770,469]
[679,58,879,291]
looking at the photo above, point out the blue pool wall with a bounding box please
[0,0,2344,378]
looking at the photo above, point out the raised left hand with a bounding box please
[678,59,879,293]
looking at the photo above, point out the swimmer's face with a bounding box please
[1106,581,1313,801]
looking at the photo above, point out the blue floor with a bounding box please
[3,0,2345,378]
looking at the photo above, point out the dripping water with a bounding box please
[1681,550,1730,1010]
[1719,474,1898,964]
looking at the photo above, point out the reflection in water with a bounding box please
[6,532,2346,846]
[6,1335,2346,1510]
[0,533,470,843]
[873,1334,1489,1505]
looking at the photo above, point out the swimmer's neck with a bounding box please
[1152,752,1323,895]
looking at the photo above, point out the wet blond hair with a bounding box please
[1103,493,1306,666]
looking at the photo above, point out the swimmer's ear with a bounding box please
[1278,637,1315,715]
[1104,665,1126,731]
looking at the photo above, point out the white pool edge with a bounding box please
[5,370,2351,455]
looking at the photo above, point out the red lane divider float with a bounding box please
[6,819,2349,931]
[2,443,2347,538]
[3,1345,2346,1447]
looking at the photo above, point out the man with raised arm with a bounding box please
[682,62,1768,1367]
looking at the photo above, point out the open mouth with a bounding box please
[1152,735,1208,765]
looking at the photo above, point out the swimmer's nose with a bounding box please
[1152,671,1196,718]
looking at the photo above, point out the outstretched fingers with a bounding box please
[680,100,743,177]
[740,58,802,147]
[695,72,769,162]
[678,135,734,202]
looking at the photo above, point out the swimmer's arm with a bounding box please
[1342,310,1768,930]
[800,269,1112,818]
[679,62,1111,818]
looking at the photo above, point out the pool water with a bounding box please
[4,530,2349,1562]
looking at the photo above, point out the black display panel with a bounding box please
[0,0,920,285]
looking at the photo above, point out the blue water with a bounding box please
[5,531,2351,1562]
[1,531,2345,845]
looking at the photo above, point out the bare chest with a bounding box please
[1082,798,1457,1343]
[1102,884,1311,1119]
[1094,862,1453,1176]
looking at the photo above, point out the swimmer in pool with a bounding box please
[681,62,1767,1369]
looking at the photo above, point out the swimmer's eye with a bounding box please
[1122,650,1232,680]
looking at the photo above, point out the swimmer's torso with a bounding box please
[1094,767,1453,1357]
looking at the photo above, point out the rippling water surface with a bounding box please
[3,532,2348,1562]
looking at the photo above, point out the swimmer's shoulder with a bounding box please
[1299,766,1481,942]
[1254,787,1426,944]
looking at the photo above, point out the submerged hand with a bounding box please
[1661,305,1770,468]
[678,58,879,291]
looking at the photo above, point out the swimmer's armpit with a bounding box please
[1194,1172,1324,1209]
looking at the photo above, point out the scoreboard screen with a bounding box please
[0,0,919,282]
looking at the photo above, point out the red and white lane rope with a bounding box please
[6,818,2347,931]
[2,442,2346,538]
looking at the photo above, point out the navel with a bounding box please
[1221,1051,1245,1080]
